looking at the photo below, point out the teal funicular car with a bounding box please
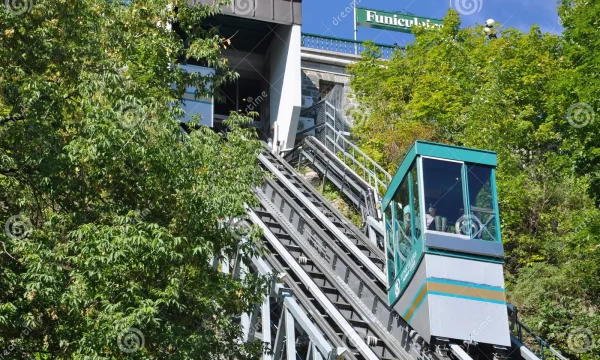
[382,141,510,352]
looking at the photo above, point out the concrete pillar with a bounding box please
[269,24,302,154]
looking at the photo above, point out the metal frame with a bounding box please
[249,210,380,360]
[260,153,386,284]
[255,151,421,360]
[300,136,377,217]
[382,141,497,211]
[294,135,380,239]
[247,257,340,360]
[291,99,390,245]
[320,101,392,194]
[254,136,565,360]
[508,306,567,360]
[386,152,503,245]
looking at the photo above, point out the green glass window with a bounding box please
[393,176,412,273]
[385,205,395,284]
[409,164,421,241]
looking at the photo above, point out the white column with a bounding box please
[269,24,302,154]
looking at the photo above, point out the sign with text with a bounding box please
[356,7,443,34]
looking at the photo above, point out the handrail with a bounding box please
[301,33,399,59]
[507,305,567,360]
[324,124,391,191]
[320,101,392,195]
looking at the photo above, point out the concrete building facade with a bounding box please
[192,1,395,152]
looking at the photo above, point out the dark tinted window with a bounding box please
[422,158,465,234]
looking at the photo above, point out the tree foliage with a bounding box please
[348,9,599,359]
[0,0,268,359]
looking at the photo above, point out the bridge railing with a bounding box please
[301,33,398,59]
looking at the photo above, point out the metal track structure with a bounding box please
[285,102,565,360]
[287,100,390,244]
[246,256,348,360]
[249,149,448,360]
[239,145,568,360]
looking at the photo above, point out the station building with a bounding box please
[190,0,395,154]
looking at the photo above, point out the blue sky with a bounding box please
[302,0,563,47]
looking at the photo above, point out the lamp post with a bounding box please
[484,18,497,39]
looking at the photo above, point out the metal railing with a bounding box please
[301,32,398,59]
[508,305,567,360]
[311,100,392,194]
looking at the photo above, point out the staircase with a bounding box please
[286,98,391,246]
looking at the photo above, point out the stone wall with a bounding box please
[300,58,358,125]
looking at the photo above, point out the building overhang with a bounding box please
[191,0,302,25]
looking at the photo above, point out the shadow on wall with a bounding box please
[300,70,356,125]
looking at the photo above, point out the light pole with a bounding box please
[484,18,497,39]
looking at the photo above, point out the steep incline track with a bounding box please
[262,149,385,270]
[252,150,438,360]
[253,146,554,360]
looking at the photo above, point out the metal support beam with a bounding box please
[262,297,273,360]
[247,305,261,342]
[366,216,384,235]
[511,336,543,360]
[252,257,337,360]
[221,255,230,274]
[450,344,474,360]
[241,312,251,342]
[321,160,329,193]
[284,309,296,360]
[249,209,379,360]
[273,307,286,360]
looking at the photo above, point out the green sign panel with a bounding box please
[356,7,443,34]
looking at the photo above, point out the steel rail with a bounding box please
[259,153,386,285]
[248,208,381,360]
[261,149,385,269]
[254,159,426,360]
[252,256,349,360]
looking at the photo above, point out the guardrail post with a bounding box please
[284,309,296,360]
[322,160,330,193]
[272,308,286,360]
[262,297,272,360]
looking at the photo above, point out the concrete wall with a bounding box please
[269,24,302,153]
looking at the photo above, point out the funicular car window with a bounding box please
[410,164,421,240]
[393,176,412,269]
[422,157,465,234]
[466,164,498,241]
[385,206,395,284]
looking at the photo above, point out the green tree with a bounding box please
[558,0,600,203]
[348,10,599,358]
[0,0,268,358]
